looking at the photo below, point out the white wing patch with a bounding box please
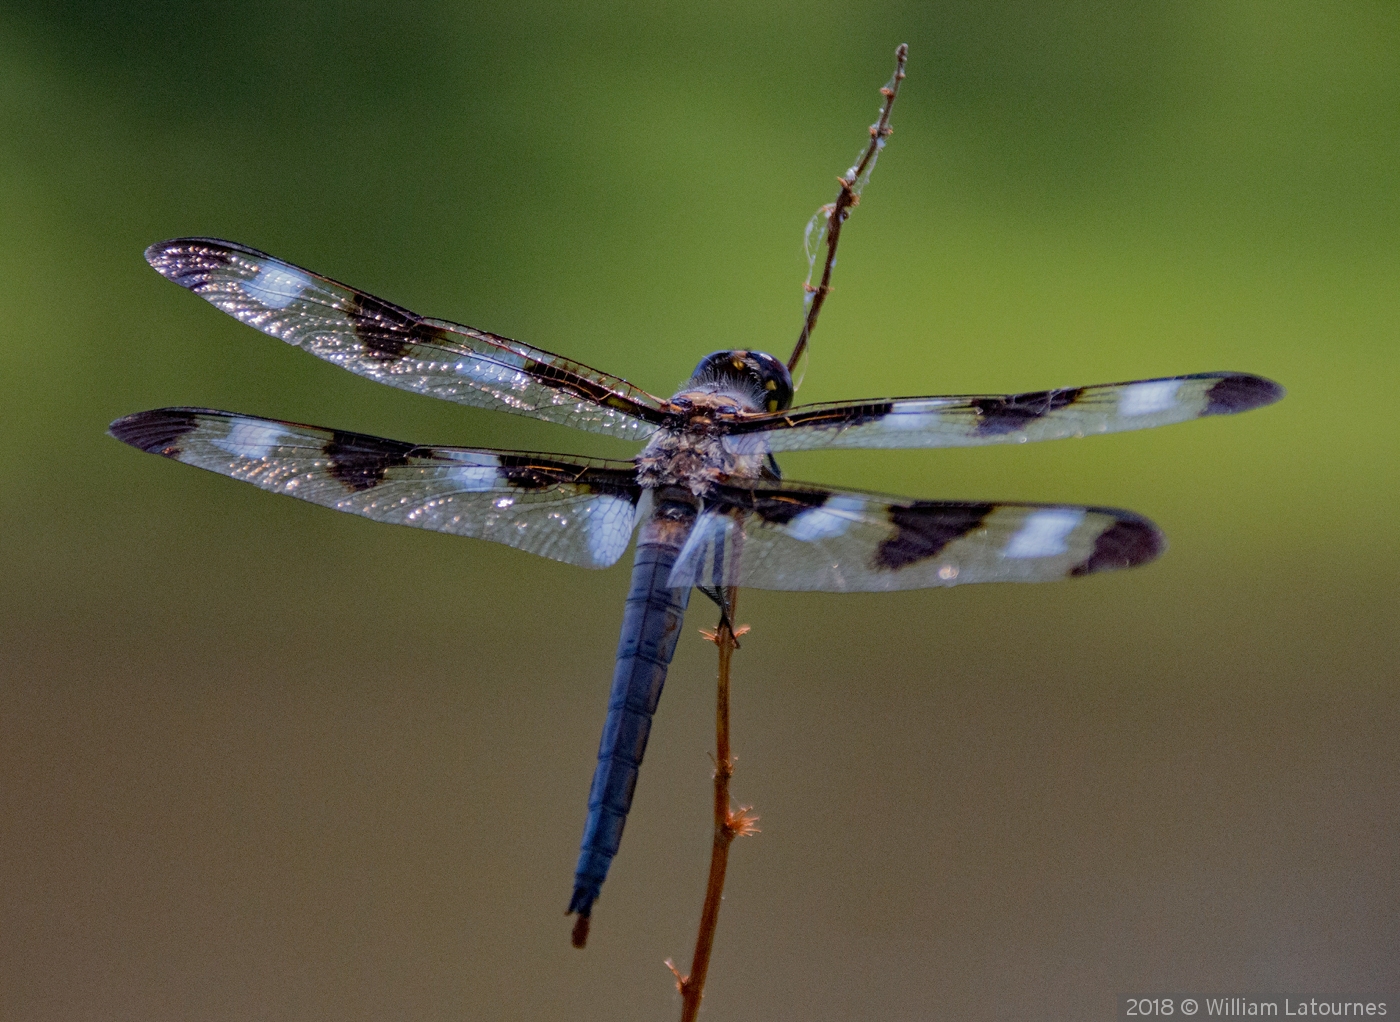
[1002,508,1086,559]
[669,511,740,588]
[445,463,501,492]
[212,418,291,459]
[584,494,638,566]
[244,263,313,310]
[452,355,532,391]
[878,399,958,433]
[1117,379,1183,417]
[786,495,866,542]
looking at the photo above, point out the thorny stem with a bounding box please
[666,587,757,1022]
[787,43,909,376]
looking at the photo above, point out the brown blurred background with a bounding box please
[1,2,1396,1018]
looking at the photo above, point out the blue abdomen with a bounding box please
[569,500,693,920]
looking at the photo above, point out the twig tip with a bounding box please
[787,42,909,374]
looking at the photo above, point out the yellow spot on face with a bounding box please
[765,380,777,390]
[767,398,779,411]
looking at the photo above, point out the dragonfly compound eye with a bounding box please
[689,350,794,413]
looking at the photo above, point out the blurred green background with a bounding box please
[2,1,1396,1018]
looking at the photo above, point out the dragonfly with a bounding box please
[110,237,1284,936]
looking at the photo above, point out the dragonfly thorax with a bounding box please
[636,351,789,494]
[635,426,759,495]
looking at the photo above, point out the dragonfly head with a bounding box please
[686,350,794,414]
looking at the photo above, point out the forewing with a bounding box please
[109,408,642,568]
[669,481,1162,592]
[720,372,1284,454]
[146,238,670,442]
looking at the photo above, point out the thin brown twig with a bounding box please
[788,43,909,376]
[665,587,757,1022]
[661,47,909,1015]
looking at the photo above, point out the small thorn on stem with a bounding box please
[699,623,749,648]
[711,752,735,781]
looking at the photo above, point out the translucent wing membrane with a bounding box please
[720,372,1284,454]
[109,409,643,568]
[145,239,671,442]
[669,480,1162,592]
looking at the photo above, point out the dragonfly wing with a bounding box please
[720,372,1284,454]
[668,480,1162,592]
[145,239,670,442]
[109,408,642,568]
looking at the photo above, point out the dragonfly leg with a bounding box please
[697,585,736,634]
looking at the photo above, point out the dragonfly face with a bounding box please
[673,350,796,416]
[110,237,1283,937]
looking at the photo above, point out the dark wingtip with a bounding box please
[144,238,215,281]
[1204,373,1285,416]
[570,913,590,949]
[144,237,254,285]
[1071,514,1166,577]
[143,239,179,272]
[108,408,202,455]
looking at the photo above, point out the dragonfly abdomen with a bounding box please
[569,498,695,922]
